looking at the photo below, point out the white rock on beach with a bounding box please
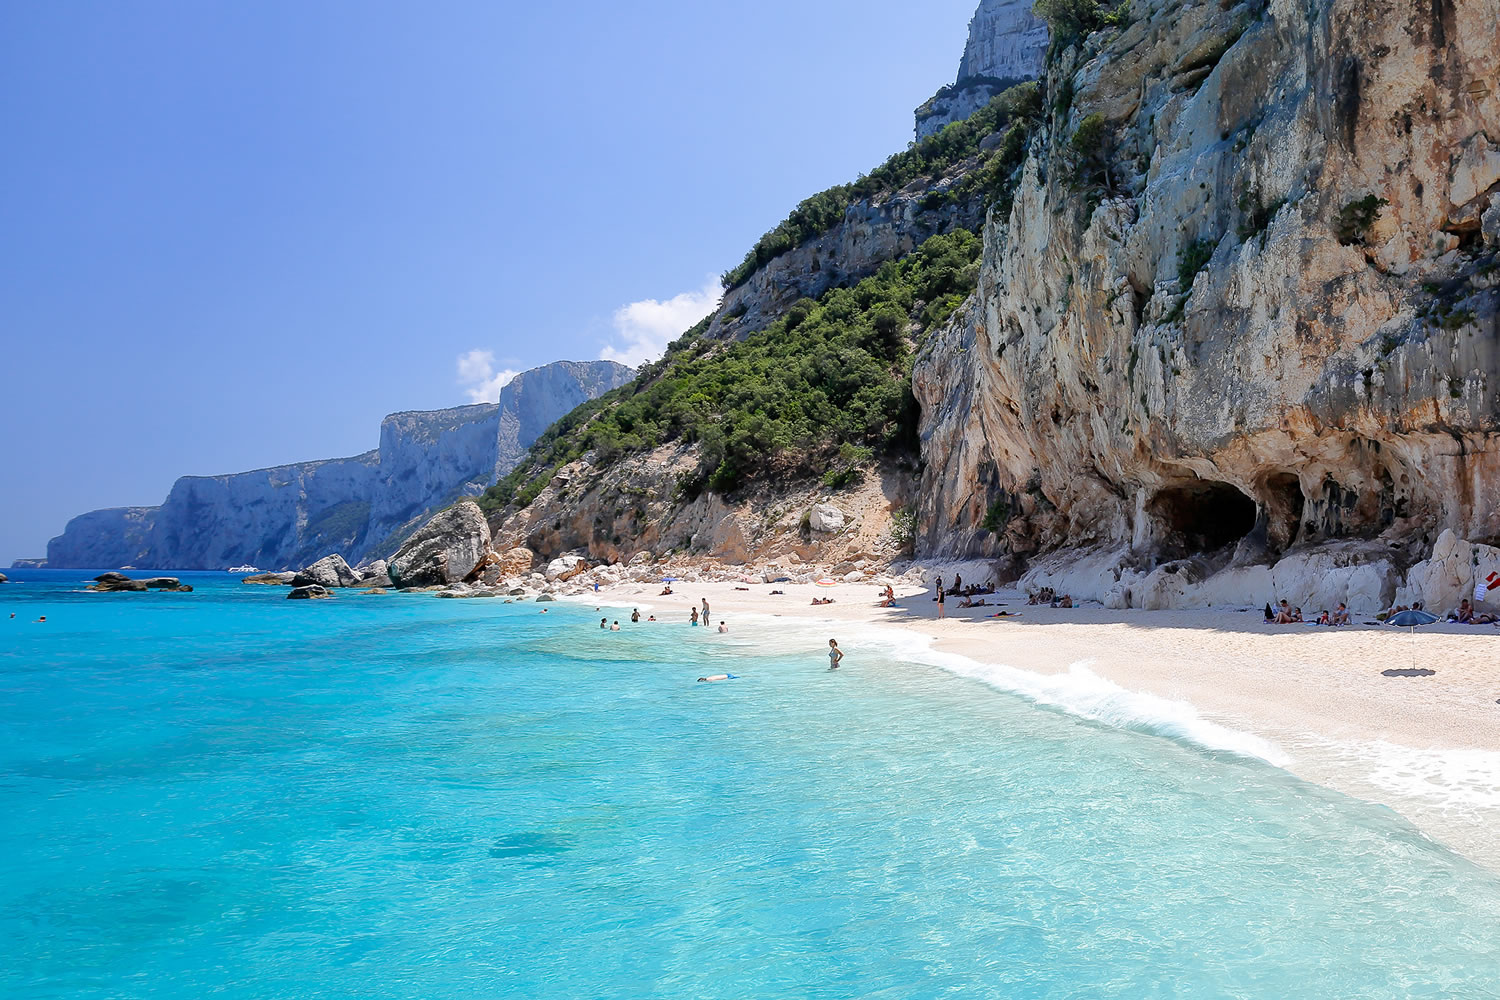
[806,504,846,533]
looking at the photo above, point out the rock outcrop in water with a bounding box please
[44,360,633,570]
[914,0,1500,610]
[292,554,362,589]
[87,572,193,593]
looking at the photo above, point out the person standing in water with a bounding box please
[631,609,641,623]
[701,598,710,621]
[690,607,700,626]
[827,639,843,669]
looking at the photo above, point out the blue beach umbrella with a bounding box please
[661,577,679,583]
[1386,608,1439,673]
[1386,609,1439,627]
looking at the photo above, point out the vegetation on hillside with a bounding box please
[1034,0,1132,47]
[721,84,1041,291]
[482,231,982,511]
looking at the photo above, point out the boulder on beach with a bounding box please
[287,584,332,600]
[545,554,588,582]
[497,547,535,577]
[242,572,296,585]
[806,504,847,533]
[293,554,361,589]
[388,501,491,588]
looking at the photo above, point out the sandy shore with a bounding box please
[578,578,1500,871]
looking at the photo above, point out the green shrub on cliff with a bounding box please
[1035,0,1131,46]
[721,85,1040,291]
[484,231,982,510]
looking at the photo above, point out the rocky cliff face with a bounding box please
[366,404,502,555]
[494,360,636,474]
[914,0,1500,611]
[43,507,157,569]
[45,360,633,570]
[144,453,383,571]
[916,0,1048,139]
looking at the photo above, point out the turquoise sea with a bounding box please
[3,570,1500,998]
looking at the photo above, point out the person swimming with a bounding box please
[827,638,843,669]
[610,621,621,631]
[717,621,728,633]
[697,673,738,682]
[600,617,608,629]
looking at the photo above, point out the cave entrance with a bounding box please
[1260,472,1305,553]
[1148,480,1257,557]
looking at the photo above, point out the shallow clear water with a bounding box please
[3,571,1500,998]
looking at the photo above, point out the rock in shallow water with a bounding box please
[287,585,332,600]
[292,554,361,589]
[242,572,296,585]
[88,572,192,593]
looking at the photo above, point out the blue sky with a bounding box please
[0,0,977,563]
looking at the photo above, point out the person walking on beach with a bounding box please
[828,639,843,669]
[937,585,946,619]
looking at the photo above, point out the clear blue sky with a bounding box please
[0,0,977,564]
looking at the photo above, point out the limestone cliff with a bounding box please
[914,0,1500,611]
[915,0,1048,139]
[494,360,636,474]
[43,507,158,569]
[45,360,632,570]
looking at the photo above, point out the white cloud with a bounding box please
[455,349,520,403]
[599,277,721,367]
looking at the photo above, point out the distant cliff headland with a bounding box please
[39,360,631,570]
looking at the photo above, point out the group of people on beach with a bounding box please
[1264,599,1351,625]
[1448,598,1500,624]
[1026,588,1073,608]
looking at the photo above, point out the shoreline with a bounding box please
[569,578,1500,872]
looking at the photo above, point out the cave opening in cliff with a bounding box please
[1148,480,1257,557]
[1260,473,1305,553]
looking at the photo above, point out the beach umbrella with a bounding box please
[1387,608,1439,672]
[1386,609,1439,627]
[815,578,838,587]
[661,576,679,583]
